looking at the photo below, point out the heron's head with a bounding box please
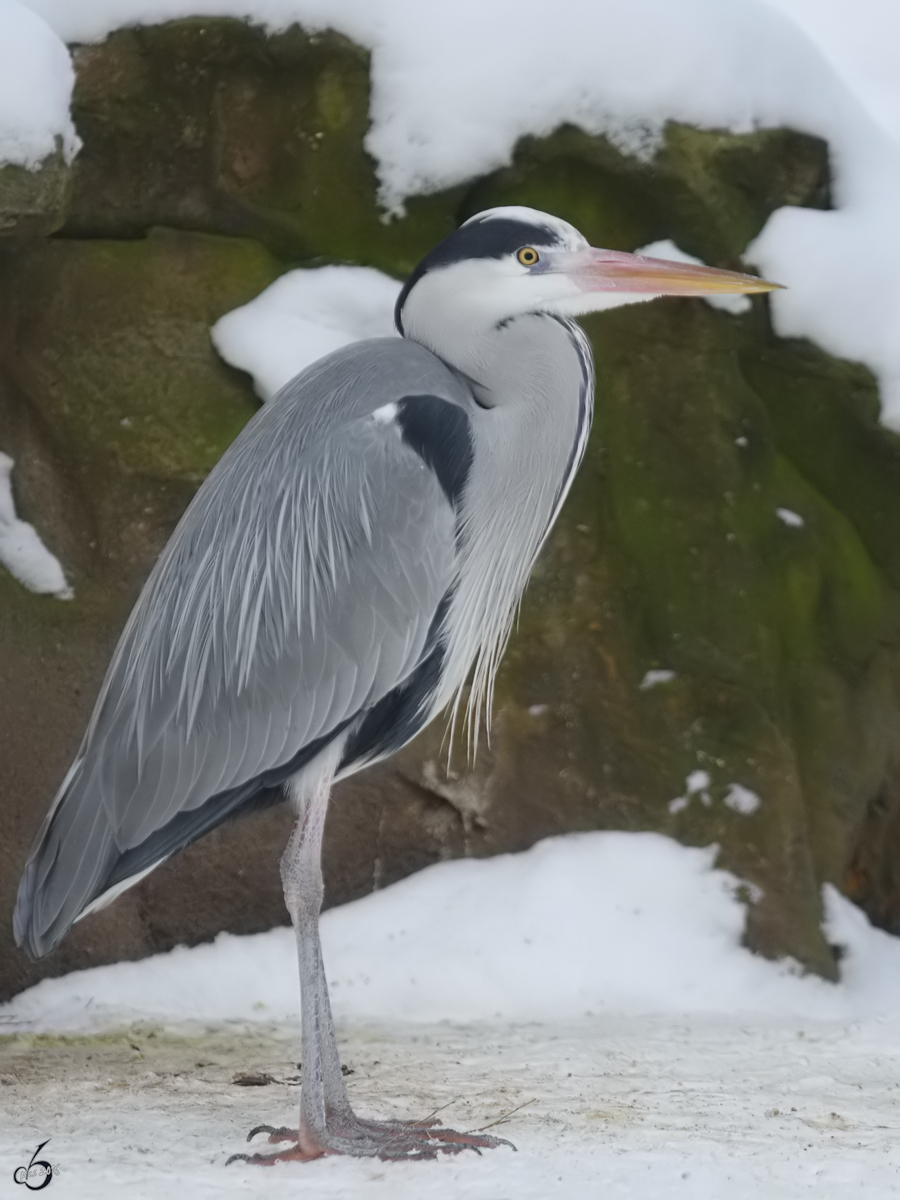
[396,205,779,356]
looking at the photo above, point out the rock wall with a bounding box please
[3,18,900,1000]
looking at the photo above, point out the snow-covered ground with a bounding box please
[10,833,900,1031]
[5,833,900,1196]
[6,1012,900,1199]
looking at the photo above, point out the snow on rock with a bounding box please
[0,452,72,598]
[211,265,400,400]
[639,668,676,689]
[21,0,900,425]
[21,0,863,207]
[762,0,900,146]
[724,782,762,815]
[668,771,710,815]
[6,831,900,1034]
[637,240,752,314]
[0,0,77,167]
[776,506,805,528]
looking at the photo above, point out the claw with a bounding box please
[428,1128,517,1152]
[246,1124,298,1144]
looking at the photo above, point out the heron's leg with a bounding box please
[228,772,515,1164]
[280,778,352,1150]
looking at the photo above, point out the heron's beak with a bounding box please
[561,246,782,296]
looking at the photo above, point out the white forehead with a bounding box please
[464,206,589,251]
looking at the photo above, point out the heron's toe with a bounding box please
[246,1124,298,1144]
[226,1144,324,1167]
[421,1127,516,1152]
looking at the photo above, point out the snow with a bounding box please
[639,668,676,690]
[7,1013,900,1199]
[762,0,900,146]
[6,832,900,1033]
[6,832,900,1195]
[211,265,400,401]
[0,0,77,167]
[776,507,806,528]
[668,771,713,815]
[686,770,711,795]
[723,782,762,816]
[0,452,72,598]
[8,1014,900,1199]
[14,0,867,201]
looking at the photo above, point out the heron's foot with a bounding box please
[226,1114,514,1164]
[326,1110,515,1157]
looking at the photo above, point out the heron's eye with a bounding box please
[517,246,540,266]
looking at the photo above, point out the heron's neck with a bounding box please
[430,312,594,741]
[456,309,593,545]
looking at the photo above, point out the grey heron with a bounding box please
[13,207,776,1163]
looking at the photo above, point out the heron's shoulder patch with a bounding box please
[394,395,474,508]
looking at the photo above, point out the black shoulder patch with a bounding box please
[395,394,474,508]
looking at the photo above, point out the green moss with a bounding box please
[0,228,279,484]
[64,20,465,271]
[742,337,900,588]
[487,287,900,975]
[63,22,830,281]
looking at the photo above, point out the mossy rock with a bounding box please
[463,121,830,264]
[64,20,829,274]
[0,227,282,586]
[0,145,72,237]
[488,301,900,979]
[65,20,463,271]
[3,17,900,999]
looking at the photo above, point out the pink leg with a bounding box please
[227,770,514,1166]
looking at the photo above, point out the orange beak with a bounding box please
[561,246,782,297]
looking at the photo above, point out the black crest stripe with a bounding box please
[395,216,564,333]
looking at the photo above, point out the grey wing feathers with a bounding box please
[15,338,471,957]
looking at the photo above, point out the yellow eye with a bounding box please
[517,246,539,266]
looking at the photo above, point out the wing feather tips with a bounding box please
[12,851,46,959]
[13,763,121,960]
